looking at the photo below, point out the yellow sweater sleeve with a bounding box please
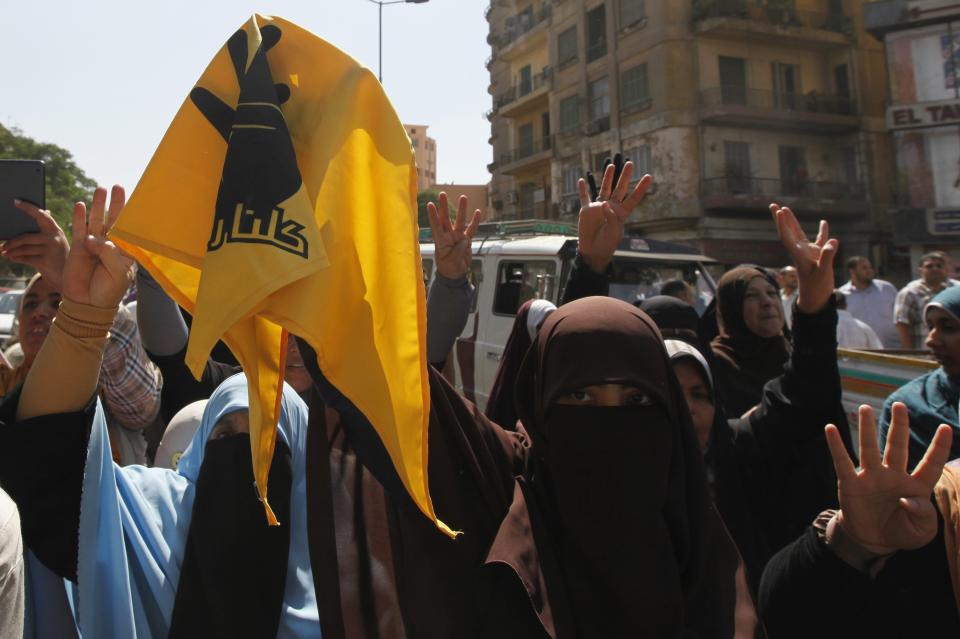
[17,299,117,421]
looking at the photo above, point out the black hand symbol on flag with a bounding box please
[190,24,309,258]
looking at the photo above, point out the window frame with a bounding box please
[557,25,578,66]
[492,260,558,317]
[619,0,646,29]
[620,63,650,111]
[558,94,581,133]
[588,76,610,122]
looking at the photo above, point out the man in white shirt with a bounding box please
[834,291,883,349]
[780,265,798,329]
[838,256,899,348]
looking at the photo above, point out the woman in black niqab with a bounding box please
[514,295,741,638]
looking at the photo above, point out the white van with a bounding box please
[420,221,718,410]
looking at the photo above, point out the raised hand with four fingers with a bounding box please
[63,185,135,309]
[427,192,482,281]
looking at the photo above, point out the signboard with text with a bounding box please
[887,100,960,131]
[927,208,960,235]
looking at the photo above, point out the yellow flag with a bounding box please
[111,14,452,535]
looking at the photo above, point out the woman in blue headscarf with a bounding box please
[12,372,321,638]
[0,187,321,638]
[880,286,960,467]
[78,373,319,638]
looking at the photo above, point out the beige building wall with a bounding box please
[405,123,437,192]
[431,183,491,221]
[485,0,893,266]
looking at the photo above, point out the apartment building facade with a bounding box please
[866,1,960,274]
[406,123,438,191]
[486,0,893,266]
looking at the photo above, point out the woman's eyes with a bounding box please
[626,392,654,406]
[569,390,590,402]
[210,427,236,440]
[690,390,713,403]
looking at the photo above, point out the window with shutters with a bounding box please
[559,95,580,133]
[558,26,577,66]
[620,63,650,110]
[620,0,645,28]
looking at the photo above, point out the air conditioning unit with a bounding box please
[506,190,520,204]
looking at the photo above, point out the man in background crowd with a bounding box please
[834,291,883,349]
[838,256,899,349]
[780,265,798,329]
[660,278,694,306]
[895,251,954,350]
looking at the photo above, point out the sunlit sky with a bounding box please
[1,0,492,194]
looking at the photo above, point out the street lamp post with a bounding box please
[367,0,430,83]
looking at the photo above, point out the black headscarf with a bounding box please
[638,295,719,373]
[711,267,790,417]
[514,296,738,638]
[486,298,554,430]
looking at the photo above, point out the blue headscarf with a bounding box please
[76,373,319,638]
[880,286,960,466]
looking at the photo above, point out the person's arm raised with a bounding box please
[576,161,652,275]
[425,193,480,367]
[770,204,838,315]
[561,163,652,306]
[17,186,135,421]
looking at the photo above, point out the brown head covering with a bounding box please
[486,299,537,430]
[711,267,789,416]
[514,296,738,638]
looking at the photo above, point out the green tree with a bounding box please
[0,123,96,230]
[0,124,96,279]
[417,189,441,231]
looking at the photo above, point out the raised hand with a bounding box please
[770,204,838,314]
[3,201,69,289]
[577,160,653,273]
[825,403,953,555]
[63,186,135,308]
[427,192,481,280]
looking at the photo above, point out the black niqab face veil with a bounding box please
[514,296,738,638]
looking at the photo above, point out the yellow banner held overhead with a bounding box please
[111,14,452,536]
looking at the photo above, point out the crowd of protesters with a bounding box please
[0,159,957,638]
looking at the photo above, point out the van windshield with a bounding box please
[607,259,715,315]
[0,293,21,314]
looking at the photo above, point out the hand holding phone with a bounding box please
[2,200,69,289]
[0,160,44,240]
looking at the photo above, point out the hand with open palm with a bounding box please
[577,160,653,274]
[63,185,135,309]
[825,403,953,556]
[427,192,482,281]
[770,203,838,314]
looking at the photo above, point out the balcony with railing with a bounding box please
[496,71,552,117]
[701,176,866,215]
[693,0,852,47]
[700,86,859,132]
[499,136,554,175]
[495,5,552,58]
[516,200,554,220]
[583,115,611,136]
